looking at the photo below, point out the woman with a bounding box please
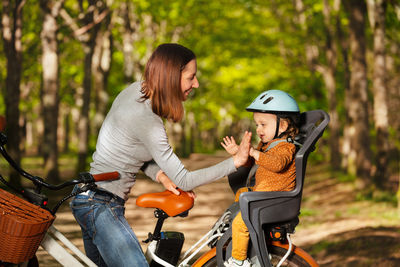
[70,43,251,267]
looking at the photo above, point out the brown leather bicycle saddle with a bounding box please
[136,189,194,217]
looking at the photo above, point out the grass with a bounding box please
[299,207,319,217]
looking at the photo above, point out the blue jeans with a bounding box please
[70,189,149,267]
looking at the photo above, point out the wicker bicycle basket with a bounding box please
[0,188,55,264]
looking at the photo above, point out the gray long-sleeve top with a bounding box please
[91,82,237,200]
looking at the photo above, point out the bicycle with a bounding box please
[0,109,329,267]
[0,117,119,267]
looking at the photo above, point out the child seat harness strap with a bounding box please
[245,139,289,188]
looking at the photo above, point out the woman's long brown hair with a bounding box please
[141,43,196,122]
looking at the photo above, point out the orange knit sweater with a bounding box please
[253,139,296,192]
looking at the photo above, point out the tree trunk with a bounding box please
[321,0,341,170]
[165,120,185,157]
[1,0,26,187]
[92,12,112,136]
[40,0,63,183]
[367,0,390,189]
[120,1,136,83]
[187,112,196,155]
[59,0,108,173]
[63,111,70,153]
[74,0,106,173]
[293,0,341,170]
[344,0,373,185]
[386,40,400,214]
[335,3,352,173]
[77,42,96,173]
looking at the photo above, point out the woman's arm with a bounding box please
[140,160,161,182]
[138,119,251,191]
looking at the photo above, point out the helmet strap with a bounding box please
[274,116,280,139]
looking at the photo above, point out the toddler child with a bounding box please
[221,90,300,267]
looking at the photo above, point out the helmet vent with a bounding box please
[260,94,267,99]
[263,96,273,104]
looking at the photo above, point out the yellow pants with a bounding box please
[232,187,252,260]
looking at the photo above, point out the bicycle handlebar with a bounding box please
[92,171,120,182]
[0,127,119,191]
[0,121,121,214]
[19,171,120,191]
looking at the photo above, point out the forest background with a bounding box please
[0,0,399,209]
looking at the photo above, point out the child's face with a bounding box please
[253,112,280,143]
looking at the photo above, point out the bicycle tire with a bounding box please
[199,256,217,267]
[197,245,315,267]
[268,245,313,267]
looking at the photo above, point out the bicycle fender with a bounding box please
[191,247,216,267]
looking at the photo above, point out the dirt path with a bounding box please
[294,164,400,266]
[35,153,400,266]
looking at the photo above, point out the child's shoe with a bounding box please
[224,257,252,267]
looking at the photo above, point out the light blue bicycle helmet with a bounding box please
[246,89,299,114]
[246,90,300,139]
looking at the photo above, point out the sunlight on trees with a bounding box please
[0,0,399,205]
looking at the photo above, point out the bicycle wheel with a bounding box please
[268,245,314,267]
[199,256,217,267]
[196,245,316,267]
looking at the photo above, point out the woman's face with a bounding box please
[181,59,199,101]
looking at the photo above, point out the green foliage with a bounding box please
[308,240,334,254]
[336,171,357,183]
[347,206,360,215]
[0,0,399,188]
[1,0,331,130]
[299,208,319,217]
[356,190,398,206]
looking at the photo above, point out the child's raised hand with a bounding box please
[221,136,239,155]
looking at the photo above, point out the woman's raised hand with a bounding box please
[233,131,252,168]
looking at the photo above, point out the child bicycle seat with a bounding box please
[136,189,194,217]
[218,110,330,267]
